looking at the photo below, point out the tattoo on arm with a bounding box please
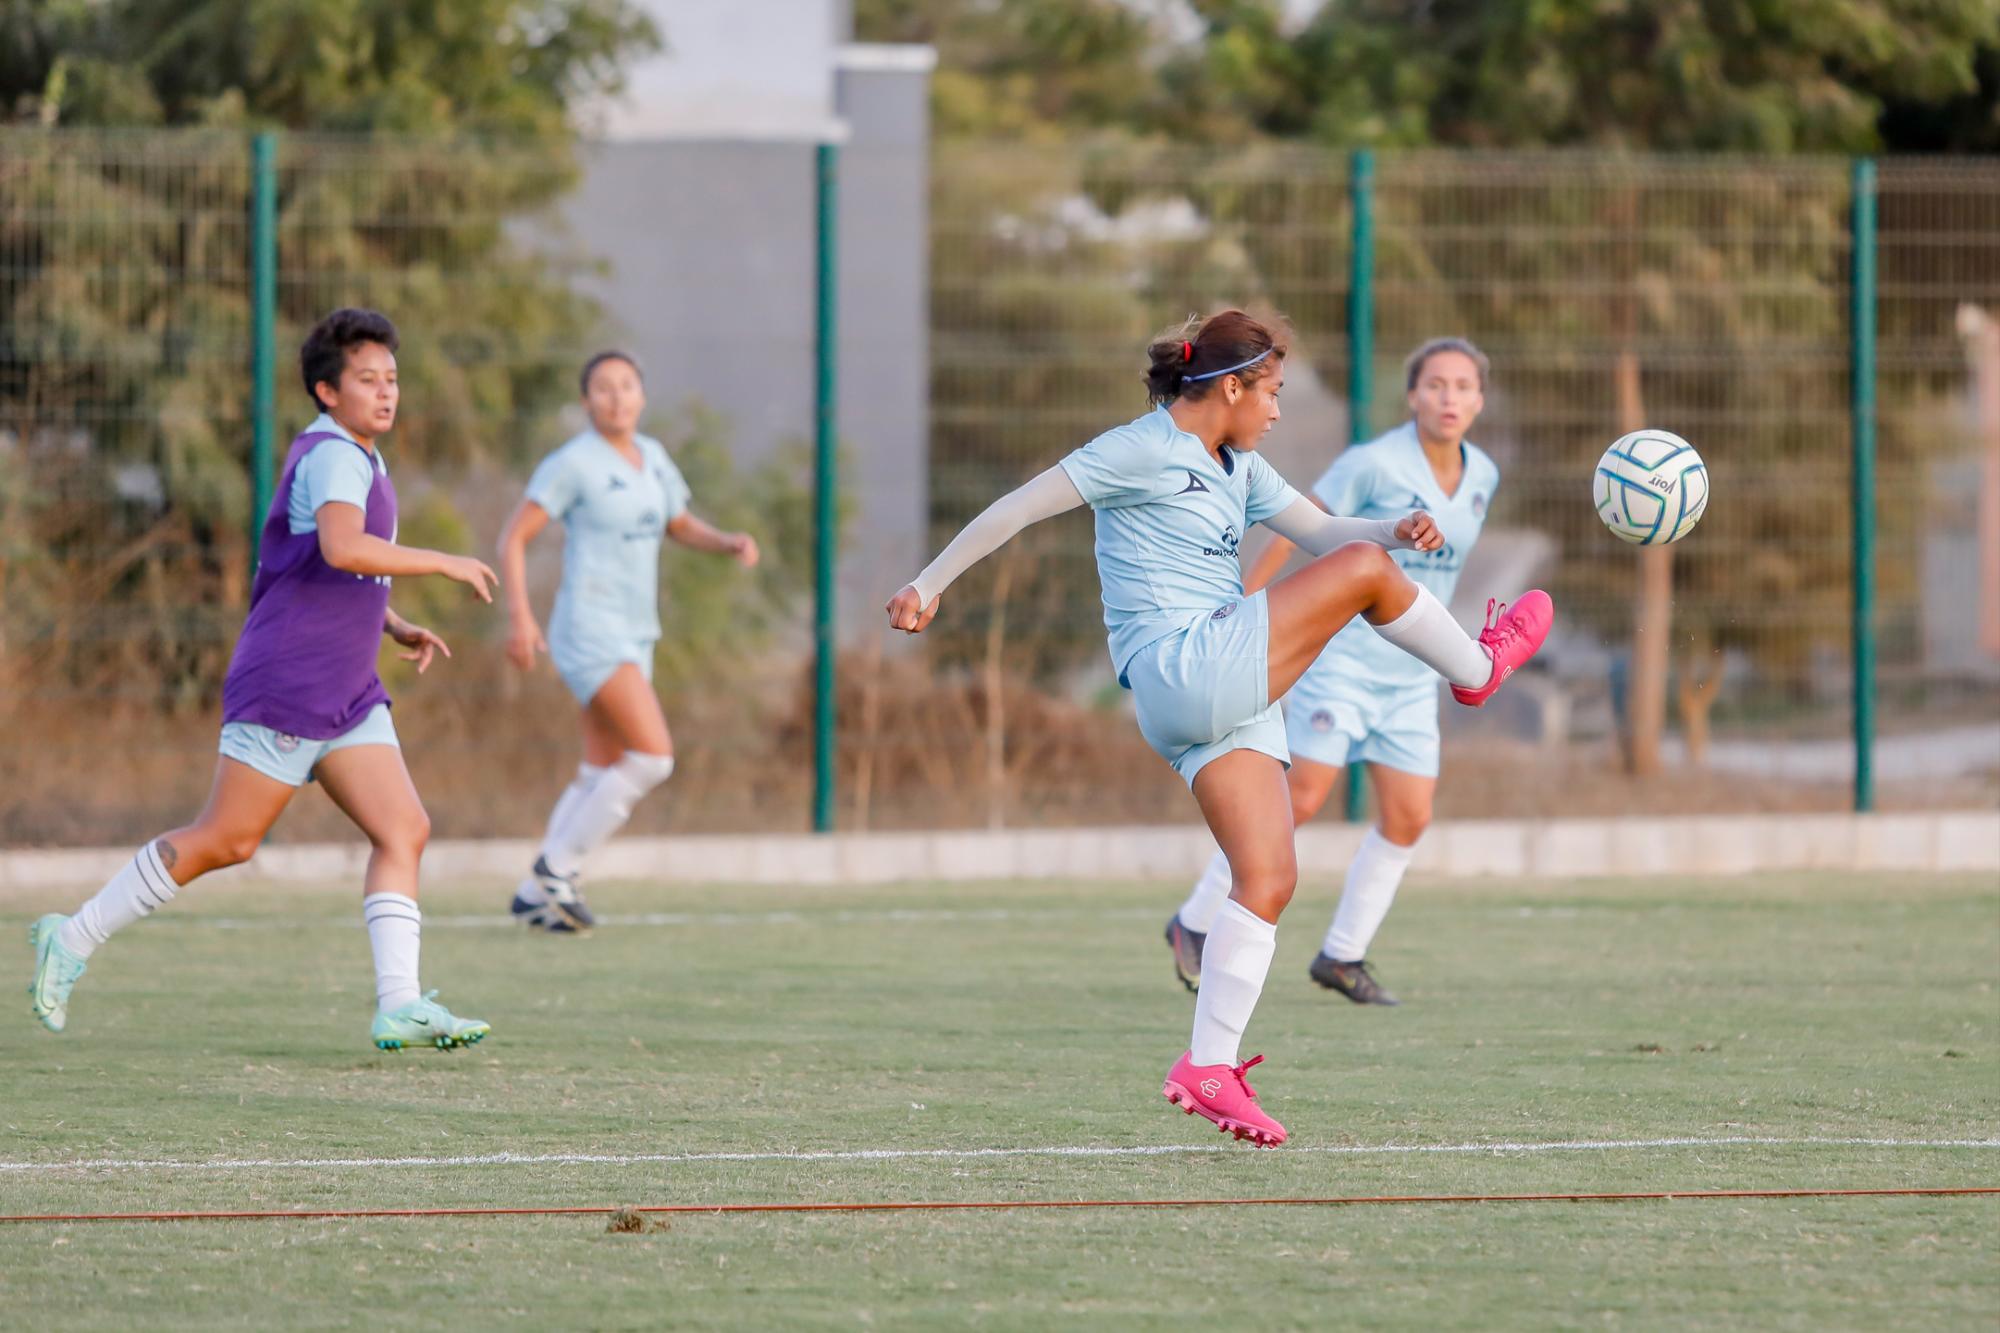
[154,838,179,871]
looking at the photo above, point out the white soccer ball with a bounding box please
[1593,429,1708,546]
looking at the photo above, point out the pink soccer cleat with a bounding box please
[1162,1051,1288,1148]
[1450,590,1554,708]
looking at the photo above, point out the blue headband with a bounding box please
[1183,348,1272,382]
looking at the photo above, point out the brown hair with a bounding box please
[1145,309,1289,406]
[300,308,398,409]
[1404,337,1488,391]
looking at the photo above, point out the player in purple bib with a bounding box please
[27,309,502,1052]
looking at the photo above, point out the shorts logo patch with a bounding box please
[1210,603,1236,622]
[274,734,301,754]
[1310,709,1335,733]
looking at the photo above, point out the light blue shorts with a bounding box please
[1124,591,1289,787]
[551,633,656,706]
[218,702,399,788]
[1283,670,1441,778]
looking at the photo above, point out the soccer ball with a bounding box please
[1593,429,1707,545]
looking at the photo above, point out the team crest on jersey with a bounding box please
[1471,491,1487,517]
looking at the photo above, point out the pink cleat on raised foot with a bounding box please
[1163,1051,1288,1148]
[1451,590,1554,708]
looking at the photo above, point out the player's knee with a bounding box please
[1329,539,1396,584]
[204,828,263,870]
[374,807,431,860]
[1232,863,1298,918]
[1378,806,1430,846]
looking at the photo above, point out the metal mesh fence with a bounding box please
[2,132,1996,844]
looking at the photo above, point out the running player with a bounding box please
[1166,338,1499,1006]
[497,351,759,932]
[27,308,499,1051]
[886,311,1550,1146]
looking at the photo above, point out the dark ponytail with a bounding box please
[1146,309,1289,406]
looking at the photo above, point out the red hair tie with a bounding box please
[1181,341,1194,363]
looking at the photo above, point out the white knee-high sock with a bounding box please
[1371,585,1490,688]
[1188,899,1278,1067]
[1323,827,1418,961]
[363,892,423,1013]
[519,763,606,902]
[58,840,179,959]
[542,751,675,878]
[542,763,605,847]
[1176,847,1233,934]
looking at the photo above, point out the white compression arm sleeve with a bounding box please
[907,465,1086,605]
[1261,496,1414,556]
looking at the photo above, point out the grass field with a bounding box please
[2,869,1995,1330]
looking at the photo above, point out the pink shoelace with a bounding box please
[1477,597,1530,654]
[1232,1053,1265,1098]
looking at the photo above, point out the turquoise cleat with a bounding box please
[371,990,491,1051]
[27,915,87,1034]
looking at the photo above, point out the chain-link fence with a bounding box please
[916,146,2000,827]
[3,132,1996,845]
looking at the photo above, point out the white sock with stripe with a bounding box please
[58,840,179,959]
[362,893,423,1013]
[1322,827,1418,961]
[1176,847,1233,934]
[520,762,605,903]
[1188,900,1278,1067]
[1371,585,1491,688]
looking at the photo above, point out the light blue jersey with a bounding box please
[527,429,691,702]
[1060,407,1301,685]
[285,413,389,536]
[1309,422,1498,691]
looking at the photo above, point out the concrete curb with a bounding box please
[0,811,1994,894]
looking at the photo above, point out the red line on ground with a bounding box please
[2,1186,1994,1224]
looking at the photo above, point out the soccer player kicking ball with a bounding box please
[1168,338,1502,1006]
[27,308,498,1052]
[496,351,759,932]
[887,311,1551,1147]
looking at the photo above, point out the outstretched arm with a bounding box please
[1261,496,1442,557]
[317,502,497,600]
[667,511,760,567]
[887,465,1085,633]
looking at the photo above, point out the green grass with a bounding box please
[2,871,1995,1330]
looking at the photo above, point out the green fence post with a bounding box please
[1850,158,1877,814]
[813,142,840,833]
[249,131,278,567]
[1344,149,1375,825]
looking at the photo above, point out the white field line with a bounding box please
[4,1137,1996,1175]
[157,907,1167,931]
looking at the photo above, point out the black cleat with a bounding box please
[517,855,596,931]
[1164,915,1206,993]
[509,890,581,934]
[1309,954,1399,1005]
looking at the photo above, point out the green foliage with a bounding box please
[0,3,659,706]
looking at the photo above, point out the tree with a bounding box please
[0,2,659,707]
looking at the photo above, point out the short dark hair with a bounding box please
[1404,337,1489,392]
[300,308,399,409]
[580,350,643,396]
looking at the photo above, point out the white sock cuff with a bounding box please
[1216,897,1277,943]
[362,892,421,924]
[1363,826,1420,863]
[577,762,607,783]
[1376,583,1444,637]
[135,840,178,910]
[614,750,675,791]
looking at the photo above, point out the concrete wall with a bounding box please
[551,44,932,633]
